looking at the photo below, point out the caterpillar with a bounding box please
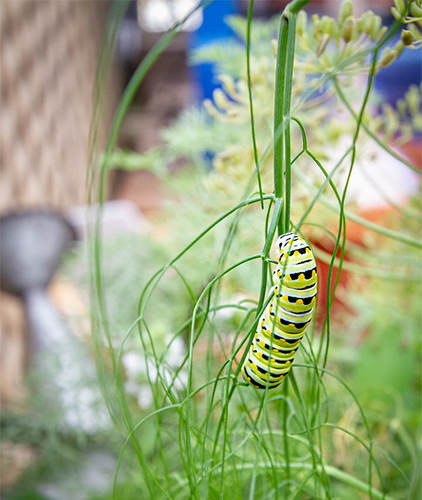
[241,232,318,389]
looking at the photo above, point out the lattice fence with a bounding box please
[0,0,115,214]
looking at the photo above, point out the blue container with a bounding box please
[374,37,422,106]
[187,0,239,102]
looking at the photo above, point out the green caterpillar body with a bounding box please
[242,232,318,389]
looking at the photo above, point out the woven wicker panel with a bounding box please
[0,0,119,409]
[0,0,111,214]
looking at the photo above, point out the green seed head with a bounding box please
[396,98,407,116]
[406,84,421,115]
[219,75,236,96]
[410,2,422,18]
[375,26,388,43]
[391,7,401,20]
[297,10,307,37]
[408,23,421,40]
[338,0,353,26]
[394,40,405,53]
[213,89,229,110]
[401,29,415,46]
[312,14,321,40]
[393,0,406,16]
[378,47,399,67]
[320,16,335,36]
[370,15,382,40]
[412,114,422,131]
[341,17,355,43]
[359,11,374,35]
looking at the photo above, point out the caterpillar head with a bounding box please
[277,232,308,252]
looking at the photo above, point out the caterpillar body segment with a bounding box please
[241,232,318,390]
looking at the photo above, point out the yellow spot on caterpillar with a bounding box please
[289,323,295,328]
[257,352,263,358]
[261,318,265,327]
[248,376,252,382]
[259,341,265,348]
[271,359,276,364]
[286,275,291,281]
[282,295,288,301]
[273,349,279,353]
[286,360,291,364]
[299,273,305,280]
[312,269,316,276]
[294,251,299,257]
[254,333,258,339]
[296,299,303,304]
[311,297,315,303]
[251,363,257,370]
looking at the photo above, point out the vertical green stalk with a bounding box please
[282,380,291,499]
[246,0,264,209]
[273,16,288,205]
[282,15,296,235]
[273,1,311,235]
[87,0,130,423]
[272,3,312,498]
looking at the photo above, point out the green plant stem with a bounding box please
[315,465,394,500]
[185,254,261,497]
[289,372,333,499]
[192,460,395,500]
[246,0,264,209]
[286,0,313,14]
[321,48,384,497]
[283,13,296,235]
[282,380,291,500]
[273,13,288,221]
[103,1,211,160]
[273,1,312,235]
[87,0,129,424]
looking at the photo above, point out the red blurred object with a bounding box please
[310,205,402,325]
[397,140,422,172]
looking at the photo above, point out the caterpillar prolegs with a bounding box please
[241,232,318,389]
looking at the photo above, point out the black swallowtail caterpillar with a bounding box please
[241,232,318,389]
